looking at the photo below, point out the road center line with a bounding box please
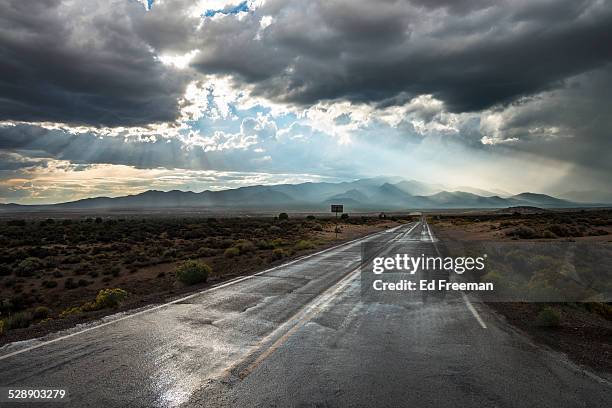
[425,217,487,329]
[237,263,361,379]
[234,223,413,379]
[403,221,420,237]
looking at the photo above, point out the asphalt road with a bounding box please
[0,220,610,407]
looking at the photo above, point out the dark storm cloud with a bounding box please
[192,0,612,112]
[408,0,494,14]
[487,65,612,173]
[1,0,610,126]
[0,0,190,126]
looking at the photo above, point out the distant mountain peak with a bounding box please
[0,178,597,211]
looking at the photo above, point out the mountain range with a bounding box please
[0,177,607,212]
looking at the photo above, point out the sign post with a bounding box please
[330,204,344,239]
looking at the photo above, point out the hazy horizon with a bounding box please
[0,175,518,205]
[3,176,609,208]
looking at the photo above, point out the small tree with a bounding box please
[341,213,349,220]
[278,212,289,220]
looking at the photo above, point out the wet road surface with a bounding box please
[0,221,610,407]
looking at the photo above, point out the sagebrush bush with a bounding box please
[89,288,128,310]
[5,311,33,329]
[311,223,323,231]
[271,238,286,247]
[224,247,240,258]
[59,306,83,319]
[256,240,274,250]
[33,306,51,320]
[295,240,316,250]
[278,212,289,220]
[272,248,288,260]
[508,226,538,239]
[234,240,255,253]
[548,224,573,237]
[15,257,43,277]
[535,307,561,327]
[175,260,211,285]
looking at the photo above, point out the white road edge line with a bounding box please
[424,217,487,329]
[461,293,488,329]
[0,223,408,362]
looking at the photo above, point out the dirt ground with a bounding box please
[489,302,612,375]
[429,208,612,242]
[429,209,612,376]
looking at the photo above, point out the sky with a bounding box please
[0,0,611,204]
